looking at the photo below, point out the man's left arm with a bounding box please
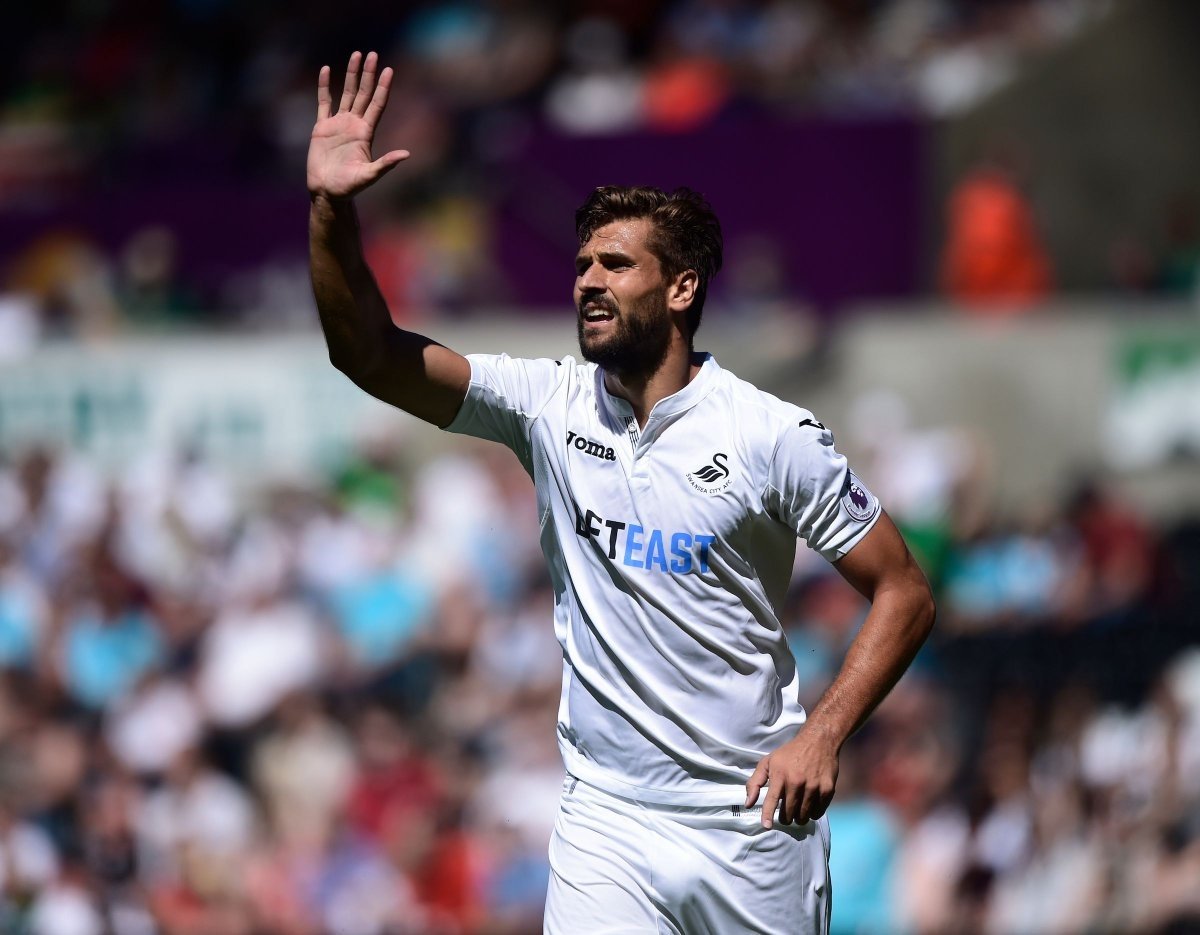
[745,512,935,828]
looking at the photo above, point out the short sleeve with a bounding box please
[762,415,882,562]
[443,354,563,468]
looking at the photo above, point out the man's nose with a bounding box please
[578,263,607,292]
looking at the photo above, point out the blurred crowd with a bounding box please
[1,3,1197,932]
[0,0,1125,342]
[806,409,1200,934]
[2,0,1106,181]
[0,438,560,935]
[0,426,1197,934]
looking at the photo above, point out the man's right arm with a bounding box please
[308,52,470,428]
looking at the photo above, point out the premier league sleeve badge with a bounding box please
[841,472,879,522]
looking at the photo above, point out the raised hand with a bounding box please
[307,51,410,200]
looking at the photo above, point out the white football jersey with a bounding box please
[445,352,881,804]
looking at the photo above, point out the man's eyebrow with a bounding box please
[575,247,637,269]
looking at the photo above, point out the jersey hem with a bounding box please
[559,744,752,807]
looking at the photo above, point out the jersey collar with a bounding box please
[599,352,719,425]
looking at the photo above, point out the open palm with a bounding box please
[307,51,409,199]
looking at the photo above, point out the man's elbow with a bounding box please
[327,348,350,374]
[917,589,937,638]
[328,346,383,387]
[327,348,362,378]
[886,555,936,643]
[909,576,936,642]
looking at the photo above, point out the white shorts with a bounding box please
[545,774,831,934]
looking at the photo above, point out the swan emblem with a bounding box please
[687,453,733,492]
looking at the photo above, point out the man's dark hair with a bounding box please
[575,185,723,341]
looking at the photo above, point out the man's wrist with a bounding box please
[311,185,365,214]
[309,192,358,230]
[798,717,846,750]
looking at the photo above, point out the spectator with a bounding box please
[56,557,163,711]
[940,154,1052,310]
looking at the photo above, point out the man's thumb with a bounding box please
[371,150,411,177]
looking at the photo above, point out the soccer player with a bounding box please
[309,52,935,934]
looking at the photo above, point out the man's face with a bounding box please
[574,218,673,376]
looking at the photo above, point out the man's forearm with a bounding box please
[309,193,393,375]
[746,515,933,826]
[803,583,935,748]
[305,54,470,426]
[308,193,471,425]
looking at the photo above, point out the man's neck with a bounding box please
[604,348,703,428]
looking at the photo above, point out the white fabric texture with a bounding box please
[544,773,831,934]
[446,353,880,805]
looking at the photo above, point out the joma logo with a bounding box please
[566,431,616,462]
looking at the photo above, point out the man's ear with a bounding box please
[668,269,698,312]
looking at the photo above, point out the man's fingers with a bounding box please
[745,759,768,808]
[317,65,332,120]
[811,786,834,821]
[339,51,363,113]
[780,784,802,826]
[352,51,378,115]
[760,782,782,830]
[363,67,394,129]
[796,784,819,824]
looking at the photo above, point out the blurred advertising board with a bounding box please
[2,312,1198,514]
[0,337,405,481]
[1106,328,1200,470]
[793,305,1200,519]
[0,324,574,482]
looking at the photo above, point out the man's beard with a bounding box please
[577,292,672,377]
